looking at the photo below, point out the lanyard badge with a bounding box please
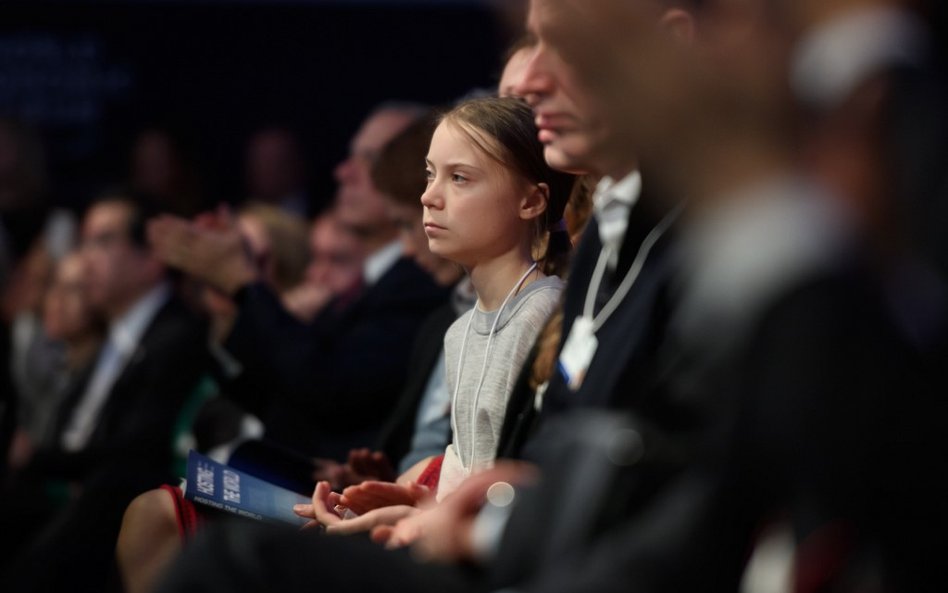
[557,316,598,391]
[554,203,682,394]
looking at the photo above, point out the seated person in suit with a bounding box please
[200,203,312,347]
[116,106,448,593]
[281,209,364,324]
[184,203,319,459]
[0,193,208,593]
[148,103,449,461]
[495,0,697,460]
[117,204,348,593]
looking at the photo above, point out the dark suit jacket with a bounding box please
[498,194,680,459]
[224,256,449,460]
[29,295,208,482]
[502,259,948,593]
[375,301,457,467]
[0,295,208,593]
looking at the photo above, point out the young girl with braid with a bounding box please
[299,96,576,543]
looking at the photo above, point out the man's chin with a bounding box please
[543,144,590,175]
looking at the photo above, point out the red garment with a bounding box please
[415,454,444,492]
[159,484,203,542]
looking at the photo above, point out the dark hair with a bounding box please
[87,189,160,250]
[502,32,537,64]
[371,112,437,207]
[441,96,576,276]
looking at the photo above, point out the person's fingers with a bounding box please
[292,503,315,518]
[361,481,413,497]
[355,452,395,481]
[323,505,416,536]
[354,486,414,507]
[147,218,178,254]
[311,481,343,526]
[347,448,373,471]
[337,492,374,515]
[406,482,432,502]
[370,524,394,545]
[384,523,418,550]
[311,480,328,506]
[324,465,347,490]
[340,490,397,515]
[340,481,374,500]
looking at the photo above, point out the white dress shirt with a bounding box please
[363,240,403,287]
[592,171,643,269]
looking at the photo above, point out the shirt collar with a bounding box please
[592,171,643,268]
[363,240,403,286]
[594,170,642,214]
[108,282,171,356]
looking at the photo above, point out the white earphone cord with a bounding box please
[451,261,538,472]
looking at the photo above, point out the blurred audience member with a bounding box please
[0,193,208,593]
[282,210,364,323]
[129,128,204,217]
[494,1,948,591]
[245,127,310,217]
[149,103,448,461]
[3,220,80,456]
[6,252,104,471]
[194,203,313,456]
[498,34,537,99]
[118,106,447,593]
[0,118,76,481]
[790,0,948,351]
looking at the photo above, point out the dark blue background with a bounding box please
[1,0,520,213]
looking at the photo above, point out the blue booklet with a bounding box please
[183,450,311,526]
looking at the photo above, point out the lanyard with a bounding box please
[451,261,538,472]
[582,204,683,333]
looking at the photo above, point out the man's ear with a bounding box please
[660,8,696,44]
[520,182,550,221]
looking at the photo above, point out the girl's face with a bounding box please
[421,120,540,269]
